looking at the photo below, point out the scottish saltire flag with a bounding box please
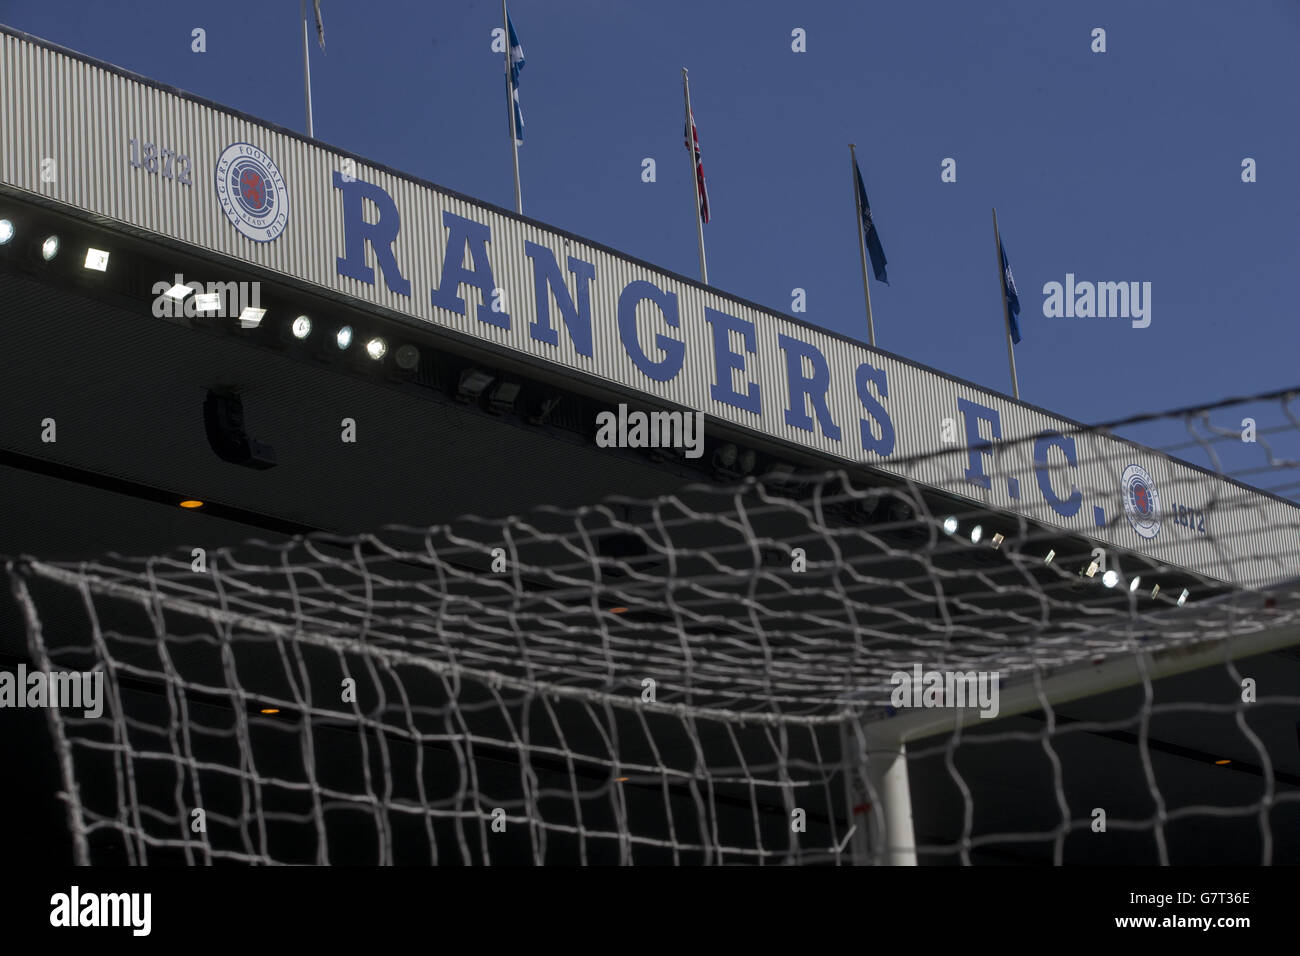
[507,11,525,144]
[684,106,710,223]
[854,160,887,284]
[312,0,325,51]
[999,238,1022,344]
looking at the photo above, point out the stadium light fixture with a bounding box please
[457,368,495,402]
[164,282,192,301]
[83,248,109,271]
[990,532,1004,549]
[292,315,312,339]
[969,524,983,544]
[488,380,521,414]
[1151,584,1161,599]
[394,344,419,370]
[366,337,387,360]
[0,219,13,244]
[1102,570,1119,588]
[1044,549,1055,564]
[1085,561,1099,578]
[1177,588,1189,607]
[1129,576,1141,592]
[942,516,958,535]
[41,235,60,260]
[336,325,353,350]
[238,307,266,329]
[194,292,221,313]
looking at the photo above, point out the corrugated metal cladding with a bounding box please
[0,28,1295,589]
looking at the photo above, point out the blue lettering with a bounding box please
[333,174,411,296]
[854,361,894,457]
[431,212,507,329]
[703,307,761,414]
[1034,431,1083,517]
[957,397,1002,490]
[617,280,684,382]
[778,335,841,441]
[524,241,595,357]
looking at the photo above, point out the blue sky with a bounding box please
[4,0,1298,496]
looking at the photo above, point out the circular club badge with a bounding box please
[1121,463,1161,540]
[215,143,288,242]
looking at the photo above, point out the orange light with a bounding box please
[260,708,280,715]
[615,777,628,782]
[610,607,629,614]
[1214,759,1231,765]
[179,499,204,509]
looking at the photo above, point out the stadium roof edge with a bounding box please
[2,22,1296,515]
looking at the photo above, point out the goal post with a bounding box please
[842,590,1300,865]
[7,387,1300,865]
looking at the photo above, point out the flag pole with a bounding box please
[300,0,314,137]
[503,0,522,214]
[992,207,1020,400]
[849,144,876,348]
[682,68,708,285]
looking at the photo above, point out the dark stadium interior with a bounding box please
[3,189,1297,865]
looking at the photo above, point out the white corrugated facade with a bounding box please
[1,26,1295,589]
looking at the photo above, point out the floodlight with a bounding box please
[0,219,13,244]
[84,248,109,271]
[1102,570,1119,588]
[336,325,353,349]
[457,368,495,402]
[942,516,958,535]
[41,235,60,260]
[394,344,419,370]
[291,315,312,339]
[238,307,266,329]
[488,380,522,414]
[194,292,221,313]
[366,337,387,360]
[969,524,983,544]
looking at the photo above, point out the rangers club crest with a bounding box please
[1121,463,1161,540]
[215,143,288,242]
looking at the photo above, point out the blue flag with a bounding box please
[854,160,887,285]
[999,238,1022,344]
[507,11,525,144]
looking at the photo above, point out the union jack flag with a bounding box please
[684,107,710,224]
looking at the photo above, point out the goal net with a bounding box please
[9,388,1300,865]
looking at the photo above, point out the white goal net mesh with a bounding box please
[9,388,1300,865]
